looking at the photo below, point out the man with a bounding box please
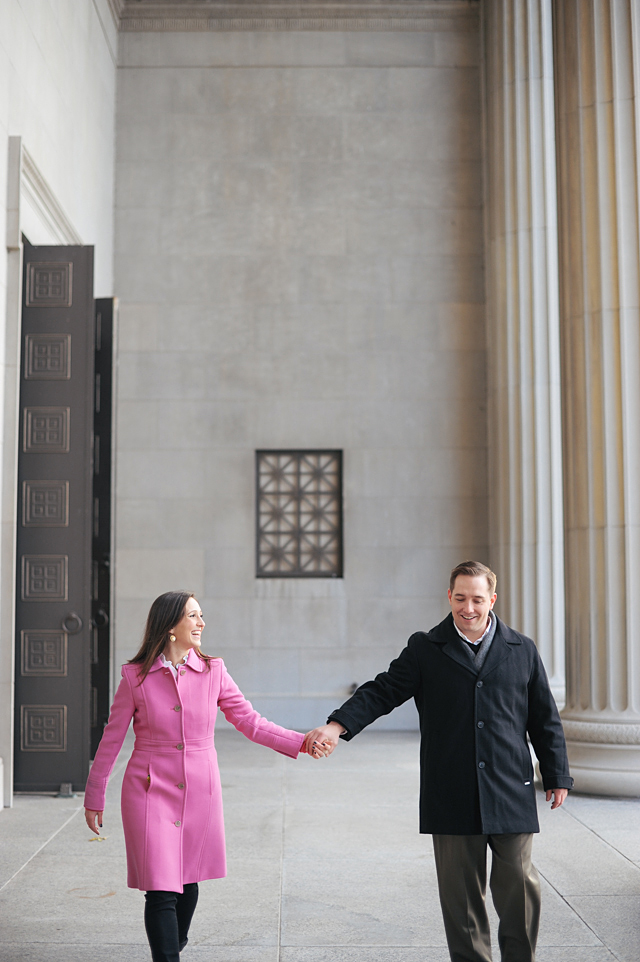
[306,561,573,962]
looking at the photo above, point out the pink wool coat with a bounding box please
[84,650,304,892]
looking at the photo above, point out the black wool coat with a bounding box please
[328,614,573,835]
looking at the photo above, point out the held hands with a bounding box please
[546,788,568,809]
[303,721,345,759]
[85,809,103,834]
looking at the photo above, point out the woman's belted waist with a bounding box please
[133,735,215,753]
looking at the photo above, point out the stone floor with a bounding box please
[0,731,639,962]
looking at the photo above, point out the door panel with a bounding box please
[14,243,95,792]
[91,298,115,758]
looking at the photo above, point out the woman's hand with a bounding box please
[304,722,344,758]
[85,809,103,835]
[303,722,345,759]
[301,739,323,759]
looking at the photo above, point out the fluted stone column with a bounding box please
[554,0,640,795]
[482,0,566,700]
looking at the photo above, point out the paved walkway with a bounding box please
[0,731,639,962]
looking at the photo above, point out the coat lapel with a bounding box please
[430,614,478,677]
[186,648,206,671]
[477,616,521,679]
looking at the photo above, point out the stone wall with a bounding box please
[114,26,487,729]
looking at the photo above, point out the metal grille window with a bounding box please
[256,450,343,577]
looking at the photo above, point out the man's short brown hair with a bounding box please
[449,561,497,595]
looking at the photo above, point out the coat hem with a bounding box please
[422,828,541,836]
[126,870,228,892]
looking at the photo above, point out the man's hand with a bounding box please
[85,809,103,834]
[546,788,568,809]
[304,722,345,758]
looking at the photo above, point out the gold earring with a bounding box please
[169,634,176,643]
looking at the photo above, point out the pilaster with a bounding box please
[553,0,640,795]
[482,0,565,700]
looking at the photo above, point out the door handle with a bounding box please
[91,608,109,629]
[61,611,83,634]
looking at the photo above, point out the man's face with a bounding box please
[447,574,497,642]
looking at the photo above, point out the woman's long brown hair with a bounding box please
[128,590,212,682]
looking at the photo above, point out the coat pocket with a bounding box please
[521,739,534,781]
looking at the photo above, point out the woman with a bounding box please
[84,591,322,962]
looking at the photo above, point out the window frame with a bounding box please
[255,449,344,579]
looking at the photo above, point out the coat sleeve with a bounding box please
[526,646,574,791]
[217,662,305,758]
[327,636,421,739]
[84,667,136,810]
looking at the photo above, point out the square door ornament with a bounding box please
[22,481,69,527]
[21,631,67,676]
[25,334,71,379]
[21,555,68,602]
[25,262,72,307]
[20,705,67,752]
[23,407,69,453]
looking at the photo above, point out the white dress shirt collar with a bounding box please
[160,651,188,677]
[453,609,495,646]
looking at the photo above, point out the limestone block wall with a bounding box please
[114,27,487,729]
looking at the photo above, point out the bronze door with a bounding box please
[14,243,95,792]
[91,298,114,759]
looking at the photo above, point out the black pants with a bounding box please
[144,883,199,962]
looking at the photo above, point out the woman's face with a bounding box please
[170,597,205,650]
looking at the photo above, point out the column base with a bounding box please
[563,718,640,797]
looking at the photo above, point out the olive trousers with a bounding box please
[432,833,540,962]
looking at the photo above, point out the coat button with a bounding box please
[176,743,184,750]
[477,721,484,728]
[478,761,486,769]
[174,705,181,711]
[178,782,184,789]
[180,670,186,676]
[174,820,181,827]
[476,681,483,688]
